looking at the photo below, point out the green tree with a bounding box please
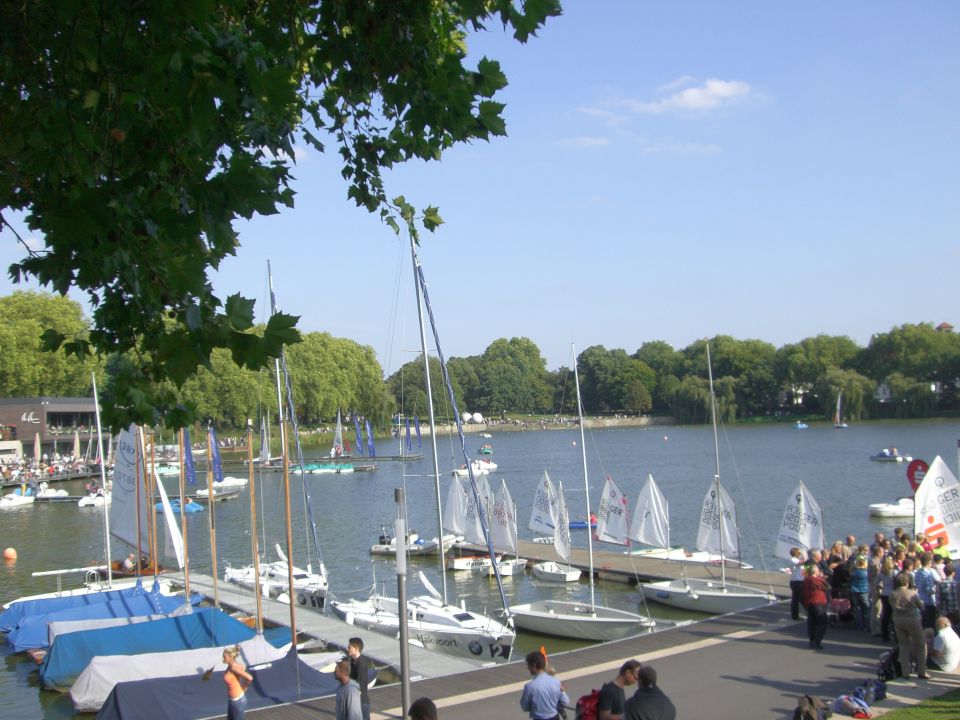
[633,341,679,411]
[774,334,860,411]
[387,355,464,423]
[473,338,552,414]
[1,1,560,429]
[576,346,654,414]
[0,291,101,396]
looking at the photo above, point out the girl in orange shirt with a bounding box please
[223,645,253,719]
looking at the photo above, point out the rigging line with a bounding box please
[715,415,776,593]
[412,246,511,618]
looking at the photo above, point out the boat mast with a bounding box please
[409,234,448,605]
[206,427,220,606]
[246,420,264,633]
[91,373,113,586]
[267,261,287,476]
[705,342,726,588]
[178,428,191,599]
[571,344,596,611]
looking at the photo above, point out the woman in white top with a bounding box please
[789,547,806,621]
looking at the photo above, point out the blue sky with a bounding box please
[3,2,958,374]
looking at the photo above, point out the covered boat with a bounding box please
[0,579,157,633]
[869,496,915,518]
[39,607,254,689]
[96,647,339,720]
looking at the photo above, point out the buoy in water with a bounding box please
[3,547,17,560]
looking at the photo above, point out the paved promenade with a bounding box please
[231,603,959,720]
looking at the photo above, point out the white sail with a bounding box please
[630,474,670,549]
[554,481,572,561]
[914,455,960,556]
[490,480,518,555]
[463,478,488,547]
[775,482,824,561]
[595,475,630,546]
[154,471,185,569]
[109,426,149,552]
[529,471,557,536]
[696,482,739,557]
[442,477,468,535]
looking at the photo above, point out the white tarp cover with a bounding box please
[49,604,192,646]
[696,482,740,557]
[490,479,518,555]
[630,474,670,549]
[595,475,630,546]
[914,455,960,556]
[70,633,289,712]
[774,481,824,561]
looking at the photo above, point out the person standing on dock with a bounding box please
[520,650,569,720]
[598,659,642,720]
[347,637,371,720]
[801,563,830,650]
[335,659,363,720]
[623,666,675,720]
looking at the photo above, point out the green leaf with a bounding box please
[422,206,444,231]
[224,294,256,331]
[40,329,65,352]
[83,90,100,110]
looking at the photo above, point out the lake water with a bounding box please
[2,418,959,718]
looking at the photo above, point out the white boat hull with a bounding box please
[487,557,527,576]
[224,559,328,610]
[510,600,655,641]
[640,578,779,615]
[531,561,581,583]
[868,498,914,517]
[625,547,753,569]
[446,555,495,571]
[1,493,35,507]
[329,594,514,664]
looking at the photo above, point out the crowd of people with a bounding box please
[793,529,960,679]
[0,453,91,484]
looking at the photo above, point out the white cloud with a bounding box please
[577,106,626,126]
[559,136,611,148]
[657,75,697,93]
[624,79,754,115]
[637,140,721,156]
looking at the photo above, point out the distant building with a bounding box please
[874,383,893,403]
[0,397,99,459]
[936,322,954,332]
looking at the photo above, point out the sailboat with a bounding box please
[833,392,849,428]
[639,344,778,615]
[329,409,350,458]
[774,482,824,561]
[487,479,527,576]
[329,234,515,664]
[225,543,327,610]
[526,472,580,583]
[511,348,656,641]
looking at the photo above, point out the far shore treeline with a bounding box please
[1,291,958,431]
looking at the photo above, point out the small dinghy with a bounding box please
[868,496,914,518]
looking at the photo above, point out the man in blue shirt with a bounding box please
[520,651,569,720]
[914,552,939,629]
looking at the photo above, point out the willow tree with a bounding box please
[0,1,561,430]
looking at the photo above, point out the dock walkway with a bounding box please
[178,572,480,678]
[233,603,960,719]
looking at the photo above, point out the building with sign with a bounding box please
[0,397,100,460]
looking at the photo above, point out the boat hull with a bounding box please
[640,578,778,615]
[868,498,914,518]
[510,600,655,641]
[329,596,514,664]
[531,561,581,583]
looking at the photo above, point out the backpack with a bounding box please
[832,694,871,718]
[574,688,601,720]
[855,679,886,705]
[877,649,902,682]
[794,694,833,720]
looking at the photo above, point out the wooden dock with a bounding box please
[452,539,792,595]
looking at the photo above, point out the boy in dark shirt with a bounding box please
[598,659,642,720]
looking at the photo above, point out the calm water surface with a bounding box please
[2,419,959,718]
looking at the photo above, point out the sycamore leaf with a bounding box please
[224,294,256,331]
[422,206,444,232]
[40,329,65,352]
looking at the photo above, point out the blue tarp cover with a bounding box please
[97,648,339,720]
[6,591,201,651]
[0,580,151,633]
[40,608,254,690]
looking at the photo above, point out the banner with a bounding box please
[914,455,960,556]
[696,482,739,557]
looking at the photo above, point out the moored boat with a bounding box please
[871,448,911,462]
[868,496,915,518]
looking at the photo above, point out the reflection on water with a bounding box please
[1,419,959,717]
